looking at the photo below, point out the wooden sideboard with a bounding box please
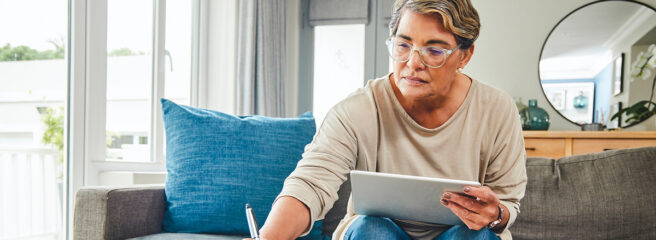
[523,131,656,159]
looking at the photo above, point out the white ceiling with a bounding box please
[540,1,655,80]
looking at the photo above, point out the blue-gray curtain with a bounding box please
[236,0,287,117]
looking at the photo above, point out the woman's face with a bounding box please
[391,9,472,101]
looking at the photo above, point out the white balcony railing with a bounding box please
[0,145,61,240]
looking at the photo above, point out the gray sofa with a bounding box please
[74,146,656,239]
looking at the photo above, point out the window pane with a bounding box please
[313,25,366,126]
[0,0,67,239]
[165,0,192,105]
[106,0,153,162]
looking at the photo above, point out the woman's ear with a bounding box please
[459,44,475,68]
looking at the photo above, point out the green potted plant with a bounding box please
[41,106,64,179]
[611,44,656,125]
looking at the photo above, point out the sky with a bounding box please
[0,0,68,50]
[107,0,153,52]
[0,0,192,121]
[0,0,192,98]
[0,0,174,52]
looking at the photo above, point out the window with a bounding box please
[0,0,68,239]
[301,0,392,121]
[100,0,192,162]
[65,0,197,199]
[0,0,202,238]
[105,0,154,162]
[312,25,366,125]
[165,0,192,105]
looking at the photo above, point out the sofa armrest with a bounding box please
[74,185,166,240]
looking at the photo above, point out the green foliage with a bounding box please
[106,131,119,147]
[39,107,121,164]
[0,39,65,62]
[1,39,143,61]
[41,107,65,165]
[0,44,37,61]
[611,100,655,125]
[108,47,146,57]
[612,44,656,126]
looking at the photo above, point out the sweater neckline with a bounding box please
[383,73,477,132]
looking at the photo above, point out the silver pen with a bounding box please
[245,203,260,240]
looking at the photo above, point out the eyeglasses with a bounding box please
[386,38,459,68]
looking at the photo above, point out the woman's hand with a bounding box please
[440,186,508,231]
[240,196,311,240]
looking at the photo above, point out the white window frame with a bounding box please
[298,0,392,114]
[191,0,209,108]
[66,0,206,238]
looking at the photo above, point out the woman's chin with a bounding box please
[398,87,431,99]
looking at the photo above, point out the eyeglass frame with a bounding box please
[385,37,460,69]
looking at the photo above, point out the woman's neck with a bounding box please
[391,74,472,129]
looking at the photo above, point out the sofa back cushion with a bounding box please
[321,176,351,236]
[160,99,323,238]
[511,146,656,239]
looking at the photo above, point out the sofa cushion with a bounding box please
[129,233,245,240]
[510,146,656,240]
[321,176,351,236]
[160,99,322,237]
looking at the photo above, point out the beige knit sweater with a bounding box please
[278,74,527,240]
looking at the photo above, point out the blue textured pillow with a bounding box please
[161,99,321,237]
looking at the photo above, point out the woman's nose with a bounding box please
[406,49,425,69]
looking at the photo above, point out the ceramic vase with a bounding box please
[520,99,550,130]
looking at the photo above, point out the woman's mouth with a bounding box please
[403,77,428,85]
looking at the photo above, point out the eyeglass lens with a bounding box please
[388,41,449,68]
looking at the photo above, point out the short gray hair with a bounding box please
[389,0,481,49]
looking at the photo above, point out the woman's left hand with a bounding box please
[440,185,504,231]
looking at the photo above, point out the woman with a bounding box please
[260,0,527,239]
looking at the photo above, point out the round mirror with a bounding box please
[539,0,656,129]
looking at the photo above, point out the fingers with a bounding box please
[441,186,502,230]
[441,196,488,230]
[442,191,486,213]
[462,186,499,205]
[444,190,499,219]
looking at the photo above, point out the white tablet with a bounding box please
[350,170,481,225]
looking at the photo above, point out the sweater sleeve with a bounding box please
[276,98,362,236]
[484,96,528,238]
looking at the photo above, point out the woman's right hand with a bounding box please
[248,196,311,240]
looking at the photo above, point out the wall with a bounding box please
[593,61,613,123]
[286,0,301,117]
[467,0,656,131]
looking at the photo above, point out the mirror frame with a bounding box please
[537,0,656,128]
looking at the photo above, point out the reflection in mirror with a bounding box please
[539,0,656,129]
